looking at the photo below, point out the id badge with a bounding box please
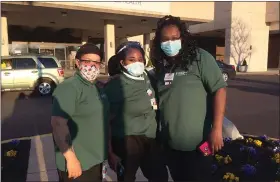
[164,73,174,81]
[150,98,158,110]
[165,81,171,86]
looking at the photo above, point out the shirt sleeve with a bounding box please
[52,83,77,120]
[199,49,228,93]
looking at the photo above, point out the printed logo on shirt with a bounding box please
[176,71,188,76]
[100,94,107,100]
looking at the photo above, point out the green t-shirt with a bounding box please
[52,72,110,171]
[157,48,227,151]
[104,72,157,139]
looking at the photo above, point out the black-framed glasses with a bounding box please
[80,59,104,66]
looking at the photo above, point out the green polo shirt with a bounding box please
[104,72,157,139]
[157,48,227,151]
[52,72,110,171]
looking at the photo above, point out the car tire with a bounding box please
[222,72,229,82]
[36,78,56,96]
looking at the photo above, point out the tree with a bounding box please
[229,17,252,66]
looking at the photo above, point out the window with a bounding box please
[38,57,58,68]
[40,49,54,56]
[29,48,39,54]
[14,58,36,69]
[216,61,224,67]
[1,59,13,70]
[54,48,66,61]
[10,44,28,55]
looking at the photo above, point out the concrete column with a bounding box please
[81,30,88,45]
[1,16,9,56]
[224,2,270,72]
[144,33,151,66]
[104,20,115,74]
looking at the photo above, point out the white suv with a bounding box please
[1,55,65,96]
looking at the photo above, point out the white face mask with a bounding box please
[79,64,100,82]
[124,62,145,77]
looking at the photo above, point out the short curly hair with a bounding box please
[150,15,198,73]
[108,41,146,76]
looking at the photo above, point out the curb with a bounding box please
[2,133,278,144]
[236,71,279,76]
[1,133,52,144]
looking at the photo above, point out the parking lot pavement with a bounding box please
[226,75,279,138]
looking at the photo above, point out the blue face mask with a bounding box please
[160,39,182,57]
[124,62,145,77]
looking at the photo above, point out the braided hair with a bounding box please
[108,41,146,76]
[151,15,198,73]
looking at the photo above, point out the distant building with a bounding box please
[1,2,279,71]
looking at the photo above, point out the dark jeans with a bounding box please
[112,135,168,182]
[166,148,213,181]
[57,163,102,182]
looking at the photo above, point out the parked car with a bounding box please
[216,60,236,82]
[1,55,65,96]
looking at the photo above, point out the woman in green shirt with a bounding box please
[104,41,168,182]
[150,15,227,181]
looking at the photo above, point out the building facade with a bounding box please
[1,2,279,71]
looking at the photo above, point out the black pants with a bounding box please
[166,148,213,181]
[112,135,168,182]
[57,163,102,182]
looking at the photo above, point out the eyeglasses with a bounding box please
[80,59,105,66]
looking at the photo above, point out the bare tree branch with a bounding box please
[229,17,252,66]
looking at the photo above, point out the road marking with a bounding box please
[2,134,114,181]
[105,175,112,181]
[1,133,52,144]
[34,135,48,181]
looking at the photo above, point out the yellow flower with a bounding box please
[276,159,280,164]
[235,177,239,182]
[215,154,224,162]
[275,153,280,159]
[229,173,235,180]
[6,150,17,157]
[223,172,239,182]
[223,173,230,180]
[224,159,229,164]
[224,155,232,164]
[223,175,229,180]
[253,140,262,147]
[246,138,253,143]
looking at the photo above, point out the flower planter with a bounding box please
[212,135,280,181]
[238,65,248,72]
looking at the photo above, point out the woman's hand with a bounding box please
[108,152,121,171]
[66,156,82,179]
[209,127,224,153]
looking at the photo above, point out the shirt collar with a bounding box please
[122,71,146,81]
